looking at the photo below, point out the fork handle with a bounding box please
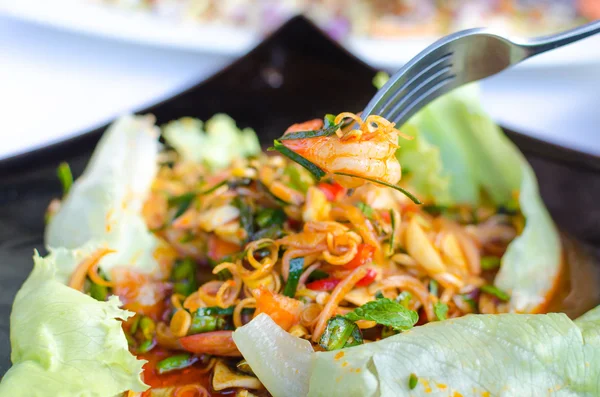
[523,20,600,57]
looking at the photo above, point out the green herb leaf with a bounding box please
[255,208,286,229]
[252,224,285,240]
[233,197,254,244]
[429,279,439,297]
[283,257,304,298]
[345,298,418,331]
[333,172,421,204]
[408,373,418,390]
[481,285,510,302]
[284,164,312,193]
[273,140,326,180]
[199,179,228,195]
[56,162,73,197]
[375,291,385,300]
[278,122,342,141]
[156,353,198,374]
[356,202,374,218]
[481,256,501,271]
[319,316,363,351]
[168,192,196,220]
[433,302,449,321]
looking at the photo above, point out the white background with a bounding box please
[0,13,599,160]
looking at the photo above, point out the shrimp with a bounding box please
[280,113,409,188]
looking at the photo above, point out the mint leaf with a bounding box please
[345,298,418,331]
[433,302,448,321]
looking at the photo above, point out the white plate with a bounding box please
[2,0,600,69]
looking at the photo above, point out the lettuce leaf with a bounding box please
[45,115,161,277]
[309,306,600,396]
[163,114,260,169]
[0,251,147,396]
[398,85,560,313]
[234,307,600,397]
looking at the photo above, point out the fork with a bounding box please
[363,20,600,126]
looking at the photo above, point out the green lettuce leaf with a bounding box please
[309,307,600,396]
[0,251,147,396]
[233,307,600,397]
[398,85,560,313]
[45,115,161,277]
[163,114,260,169]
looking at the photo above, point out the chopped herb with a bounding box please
[278,121,342,141]
[319,316,363,351]
[481,256,501,271]
[388,209,396,255]
[170,258,198,297]
[356,202,374,218]
[255,208,286,229]
[375,291,385,300]
[252,224,285,240]
[481,285,510,302]
[169,192,196,219]
[233,197,254,244]
[429,279,439,297]
[272,140,326,180]
[345,298,418,331]
[396,291,412,308]
[283,257,304,298]
[56,162,73,197]
[372,71,390,89]
[307,269,329,282]
[409,373,418,390]
[433,302,449,321]
[156,353,198,374]
[333,172,421,204]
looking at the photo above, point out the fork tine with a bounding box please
[365,50,453,117]
[384,67,456,125]
[387,74,457,127]
[377,57,454,119]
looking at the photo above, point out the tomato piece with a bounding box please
[355,269,377,287]
[344,244,375,270]
[179,331,241,357]
[254,287,302,330]
[317,182,345,201]
[207,235,241,262]
[306,277,341,292]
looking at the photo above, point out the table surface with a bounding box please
[1,14,600,160]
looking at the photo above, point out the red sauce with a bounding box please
[138,349,213,389]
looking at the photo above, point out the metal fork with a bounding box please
[363,20,600,126]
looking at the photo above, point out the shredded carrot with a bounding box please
[87,262,113,288]
[68,248,115,291]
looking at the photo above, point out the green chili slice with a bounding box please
[283,257,304,298]
[156,353,198,374]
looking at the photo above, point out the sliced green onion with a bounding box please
[272,140,326,180]
[433,302,449,321]
[57,162,73,197]
[409,373,418,390]
[283,257,304,298]
[319,316,363,351]
[481,285,510,302]
[137,339,156,353]
[156,353,198,374]
[333,172,421,204]
[481,256,501,271]
[189,314,218,334]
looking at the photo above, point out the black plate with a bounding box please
[1,16,600,374]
